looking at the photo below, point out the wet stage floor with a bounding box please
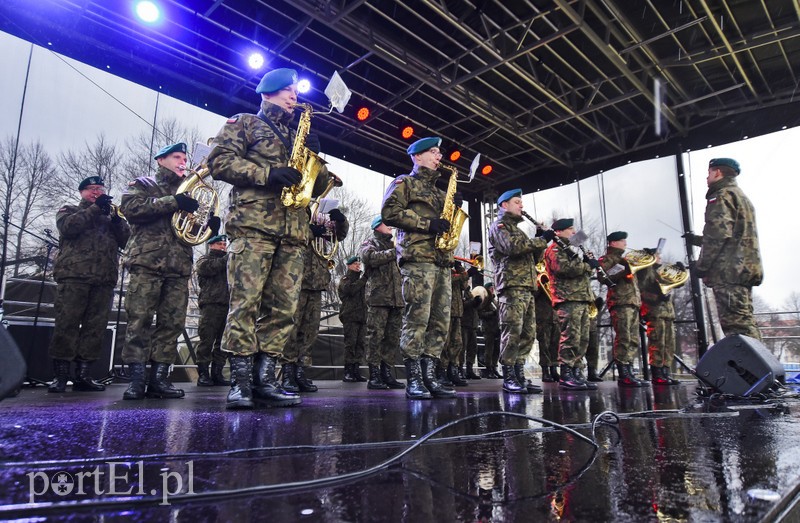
[2,378,800,522]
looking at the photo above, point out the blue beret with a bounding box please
[256,68,298,94]
[345,255,360,265]
[607,231,628,242]
[207,234,227,245]
[552,218,574,231]
[497,189,522,206]
[407,137,441,155]
[78,176,104,191]
[709,157,740,175]
[154,142,187,160]
[370,216,383,230]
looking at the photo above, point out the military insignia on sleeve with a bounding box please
[226,115,240,124]
[708,197,717,204]
[497,223,505,229]
[58,206,68,212]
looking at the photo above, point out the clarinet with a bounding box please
[520,211,577,259]
[578,245,615,288]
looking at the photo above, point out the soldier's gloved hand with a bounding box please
[268,166,302,189]
[594,296,604,310]
[207,215,221,236]
[467,266,480,278]
[175,194,200,213]
[111,213,122,223]
[328,208,346,223]
[585,258,600,269]
[682,232,702,246]
[675,261,686,271]
[689,260,706,278]
[95,194,113,215]
[541,229,556,242]
[660,293,672,302]
[310,223,326,237]
[454,191,464,207]
[306,133,321,154]
[472,296,483,307]
[427,218,450,234]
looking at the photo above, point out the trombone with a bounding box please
[454,255,483,270]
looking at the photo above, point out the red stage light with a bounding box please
[401,125,414,139]
[449,150,461,162]
[356,107,370,121]
[481,165,493,175]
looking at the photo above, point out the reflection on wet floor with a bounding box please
[1,380,799,521]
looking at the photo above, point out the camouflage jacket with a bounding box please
[478,294,499,330]
[462,287,480,328]
[636,264,674,319]
[488,209,546,294]
[600,246,641,308]
[358,229,403,308]
[450,271,469,317]
[53,199,130,285]
[337,269,367,323]
[120,166,193,276]
[543,239,594,305]
[696,177,763,288]
[195,249,229,306]
[381,166,452,267]
[302,215,349,291]
[207,100,332,247]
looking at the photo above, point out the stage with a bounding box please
[1,378,799,521]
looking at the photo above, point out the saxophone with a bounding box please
[280,103,327,209]
[434,164,469,252]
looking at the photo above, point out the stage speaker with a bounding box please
[0,325,27,399]
[696,334,784,396]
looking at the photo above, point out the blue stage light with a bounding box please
[297,79,311,94]
[135,1,161,23]
[247,53,265,70]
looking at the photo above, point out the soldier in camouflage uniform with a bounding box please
[478,283,501,378]
[281,208,348,393]
[534,283,560,383]
[337,255,369,385]
[121,143,214,400]
[637,254,680,385]
[207,68,334,409]
[686,158,763,340]
[48,176,130,393]
[381,136,457,400]
[440,263,469,387]
[584,295,604,382]
[488,188,548,394]
[359,216,405,390]
[543,218,597,390]
[461,284,483,379]
[194,234,230,387]
[599,231,648,387]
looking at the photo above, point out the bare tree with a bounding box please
[55,134,127,206]
[122,117,206,180]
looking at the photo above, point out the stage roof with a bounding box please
[2,0,799,197]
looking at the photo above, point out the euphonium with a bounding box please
[435,164,469,252]
[656,263,689,295]
[281,103,327,209]
[171,167,220,246]
[624,249,657,274]
[308,173,343,263]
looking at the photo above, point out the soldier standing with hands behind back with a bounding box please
[194,234,230,386]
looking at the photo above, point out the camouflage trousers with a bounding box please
[483,324,500,367]
[365,305,402,366]
[441,317,463,366]
[283,289,321,365]
[196,303,228,365]
[461,325,477,366]
[122,269,189,365]
[49,281,114,361]
[712,284,761,341]
[644,315,675,367]
[585,317,599,368]
[555,301,590,367]
[610,304,641,364]
[536,313,560,366]
[498,287,537,366]
[342,321,367,365]
[399,262,451,360]
[223,236,303,358]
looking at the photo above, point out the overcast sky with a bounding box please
[1,31,797,308]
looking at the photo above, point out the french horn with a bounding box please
[624,249,657,274]
[656,263,689,295]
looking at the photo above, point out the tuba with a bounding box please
[624,249,657,274]
[171,167,220,246]
[308,173,343,265]
[656,263,689,295]
[435,164,469,252]
[281,103,327,209]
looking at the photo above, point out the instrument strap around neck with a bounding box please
[256,110,292,150]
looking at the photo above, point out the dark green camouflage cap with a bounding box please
[709,157,740,175]
[78,176,104,191]
[154,142,187,160]
[607,231,628,242]
[552,218,574,231]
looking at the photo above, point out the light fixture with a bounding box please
[481,165,493,176]
[135,1,161,23]
[297,79,311,94]
[247,53,264,70]
[400,125,414,139]
[355,106,370,122]
[449,150,461,162]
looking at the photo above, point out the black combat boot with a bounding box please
[403,359,432,400]
[72,360,105,391]
[352,364,367,382]
[281,362,300,393]
[662,366,680,385]
[48,359,71,393]
[514,363,542,394]
[616,362,647,388]
[123,362,146,400]
[448,363,468,387]
[477,348,486,368]
[550,365,560,381]
[146,362,185,399]
[558,364,588,390]
[211,361,228,386]
[342,363,358,383]
[653,365,680,386]
[466,364,482,379]
[501,364,528,394]
[541,365,555,383]
[420,356,456,398]
[295,365,318,392]
[367,364,389,390]
[437,361,454,387]
[227,356,254,410]
[572,367,597,390]
[196,363,214,387]
[253,353,301,407]
[587,366,603,382]
[380,361,405,389]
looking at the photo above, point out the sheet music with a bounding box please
[317,198,339,214]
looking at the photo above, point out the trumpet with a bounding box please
[454,255,483,270]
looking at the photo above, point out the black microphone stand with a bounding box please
[24,230,58,386]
